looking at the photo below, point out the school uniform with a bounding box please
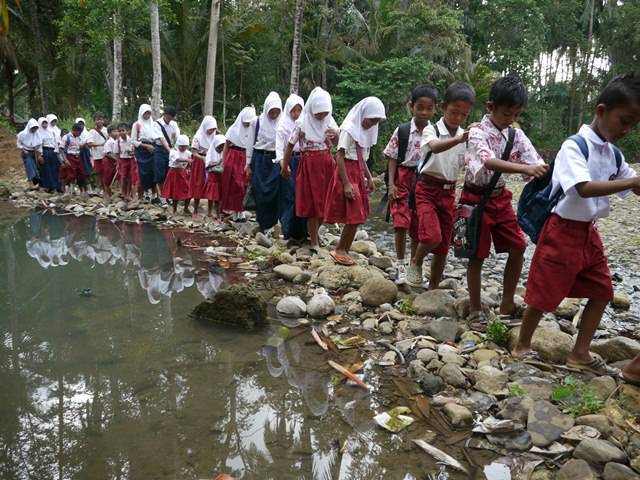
[88,127,109,175]
[153,116,181,185]
[16,119,43,184]
[75,118,93,176]
[132,104,157,190]
[39,118,62,191]
[413,118,465,255]
[203,134,226,201]
[60,133,87,184]
[102,137,118,187]
[462,114,543,259]
[383,118,424,233]
[162,148,192,201]
[190,116,217,201]
[117,135,136,184]
[525,125,636,312]
[222,107,257,212]
[251,91,283,231]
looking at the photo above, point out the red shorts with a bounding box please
[60,154,86,184]
[459,187,526,260]
[390,166,418,231]
[323,160,369,225]
[412,176,456,256]
[525,214,613,312]
[119,158,134,182]
[102,158,117,186]
[296,149,334,218]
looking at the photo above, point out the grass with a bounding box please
[552,375,604,417]
[509,384,528,397]
[485,319,510,347]
[396,299,416,316]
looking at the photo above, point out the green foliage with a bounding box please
[552,375,604,417]
[396,299,416,316]
[509,384,527,397]
[485,319,509,347]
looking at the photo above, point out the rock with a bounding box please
[604,462,640,480]
[487,431,533,451]
[278,252,295,264]
[381,351,397,364]
[530,469,555,480]
[424,317,458,343]
[499,396,534,424]
[443,404,473,427]
[354,229,369,241]
[359,277,398,307]
[369,255,394,270]
[441,352,465,367]
[379,322,393,335]
[619,384,640,412]
[508,377,555,400]
[555,298,581,319]
[414,290,456,318]
[574,439,626,465]
[307,294,335,317]
[437,344,460,357]
[472,349,499,364]
[394,339,416,355]
[276,296,307,317]
[342,291,362,303]
[439,364,467,388]
[236,221,260,237]
[351,240,376,256]
[417,372,444,396]
[416,349,438,363]
[474,366,508,395]
[362,317,377,330]
[438,278,458,290]
[255,232,273,248]
[293,272,312,284]
[466,391,498,413]
[316,265,383,290]
[589,376,617,401]
[611,295,631,310]
[508,326,573,364]
[427,359,443,371]
[273,264,303,282]
[191,284,268,329]
[577,415,618,438]
[557,459,595,480]
[527,400,575,447]
[460,331,483,344]
[453,295,497,319]
[591,336,640,362]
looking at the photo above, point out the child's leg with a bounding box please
[512,306,544,356]
[193,199,200,217]
[410,237,418,260]
[172,200,178,213]
[335,224,358,256]
[429,254,447,290]
[567,299,608,364]
[395,228,407,260]
[207,200,213,217]
[308,217,321,248]
[183,199,191,214]
[500,249,524,314]
[467,257,484,313]
[622,354,640,382]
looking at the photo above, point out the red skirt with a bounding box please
[296,149,335,218]
[203,171,221,201]
[190,156,206,200]
[221,147,247,212]
[323,159,369,225]
[162,167,191,201]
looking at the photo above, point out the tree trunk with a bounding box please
[289,0,304,94]
[112,34,123,121]
[5,61,14,120]
[27,0,48,113]
[203,0,221,116]
[577,0,595,127]
[150,1,162,117]
[221,21,227,126]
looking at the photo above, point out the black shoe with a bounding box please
[151,197,161,205]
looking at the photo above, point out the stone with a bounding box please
[276,296,307,317]
[508,377,555,400]
[530,469,555,480]
[354,229,369,241]
[556,459,595,480]
[555,298,581,319]
[293,272,312,284]
[306,294,335,317]
[474,366,509,395]
[611,295,631,310]
[486,431,532,451]
[273,264,303,282]
[362,317,377,330]
[589,376,617,401]
[416,349,438,363]
[359,277,398,307]
[379,322,393,335]
[236,221,260,237]
[425,317,459,343]
[316,265,383,290]
[443,404,473,427]
[369,255,394,270]
[427,359,443,371]
[472,349,499,364]
[414,290,456,317]
[191,284,268,329]
[576,415,617,438]
[351,240,376,256]
[342,291,362,303]
[394,339,416,355]
[460,331,483,344]
[438,278,458,290]
[418,372,445,396]
[438,344,460,357]
[508,326,573,364]
[499,396,534,424]
[591,336,640,362]
[619,384,640,412]
[439,364,467,388]
[381,350,397,364]
[574,439,626,465]
[604,462,640,480]
[527,400,575,447]
[255,232,273,248]
[277,252,295,264]
[441,352,465,367]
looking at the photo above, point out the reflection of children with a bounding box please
[514,74,640,375]
[162,134,192,215]
[325,97,386,266]
[204,134,226,220]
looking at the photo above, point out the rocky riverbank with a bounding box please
[2,165,640,479]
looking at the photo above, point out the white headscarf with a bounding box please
[206,134,226,167]
[255,91,282,144]
[74,117,88,138]
[46,114,61,140]
[300,87,335,143]
[176,134,190,147]
[135,104,156,140]
[278,94,304,137]
[225,106,257,148]
[38,117,48,134]
[340,97,386,148]
[192,115,218,151]
[17,118,42,150]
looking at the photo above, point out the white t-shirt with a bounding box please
[87,128,109,160]
[169,149,191,168]
[155,117,181,146]
[103,137,118,159]
[552,124,636,222]
[420,118,465,181]
[338,130,370,162]
[117,137,134,159]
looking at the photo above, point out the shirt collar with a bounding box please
[481,114,509,137]
[410,118,424,134]
[579,124,608,147]
[436,117,464,137]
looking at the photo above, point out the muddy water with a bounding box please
[0,208,467,480]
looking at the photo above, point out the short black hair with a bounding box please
[117,123,129,130]
[596,73,640,109]
[443,82,476,105]
[411,84,438,105]
[107,125,118,134]
[163,105,177,117]
[489,75,528,108]
[93,111,105,120]
[72,123,83,132]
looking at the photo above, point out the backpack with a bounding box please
[517,134,623,244]
[379,122,412,221]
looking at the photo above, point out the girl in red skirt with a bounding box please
[222,106,257,221]
[324,97,386,266]
[190,116,218,218]
[204,134,226,220]
[162,134,192,215]
[282,87,339,251]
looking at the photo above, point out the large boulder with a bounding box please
[307,293,335,317]
[359,277,398,307]
[276,296,307,317]
[509,326,574,364]
[527,400,575,447]
[315,265,383,290]
[591,336,640,362]
[413,290,456,318]
[273,264,303,282]
[574,439,626,465]
[191,283,268,329]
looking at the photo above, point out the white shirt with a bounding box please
[62,133,82,156]
[288,121,338,153]
[117,136,134,158]
[104,137,118,158]
[338,130,370,162]
[41,129,58,149]
[383,119,425,168]
[552,124,636,222]
[87,128,109,160]
[169,149,191,168]
[420,118,465,181]
[155,117,180,146]
[251,118,277,152]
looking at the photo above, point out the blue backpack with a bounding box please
[517,134,622,244]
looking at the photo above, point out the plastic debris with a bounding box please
[473,417,524,434]
[328,360,371,390]
[374,406,416,433]
[412,439,468,474]
[483,462,511,480]
[529,442,573,455]
[330,334,367,349]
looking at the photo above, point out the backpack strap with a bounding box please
[569,134,623,176]
[156,120,173,148]
[415,123,440,174]
[613,145,623,175]
[396,122,412,164]
[253,118,261,145]
[481,127,515,204]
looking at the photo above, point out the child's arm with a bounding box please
[281,142,295,178]
[335,149,354,199]
[363,155,375,193]
[575,176,640,198]
[386,156,398,198]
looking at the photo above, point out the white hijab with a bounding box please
[176,134,190,147]
[300,87,335,143]
[340,97,386,148]
[17,118,42,149]
[38,117,48,135]
[277,94,304,138]
[192,115,218,151]
[135,104,156,139]
[206,134,226,167]
[256,91,282,144]
[46,114,61,140]
[225,106,257,148]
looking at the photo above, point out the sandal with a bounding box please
[467,310,489,332]
[618,371,640,387]
[330,251,356,266]
[566,355,620,376]
[511,350,549,369]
